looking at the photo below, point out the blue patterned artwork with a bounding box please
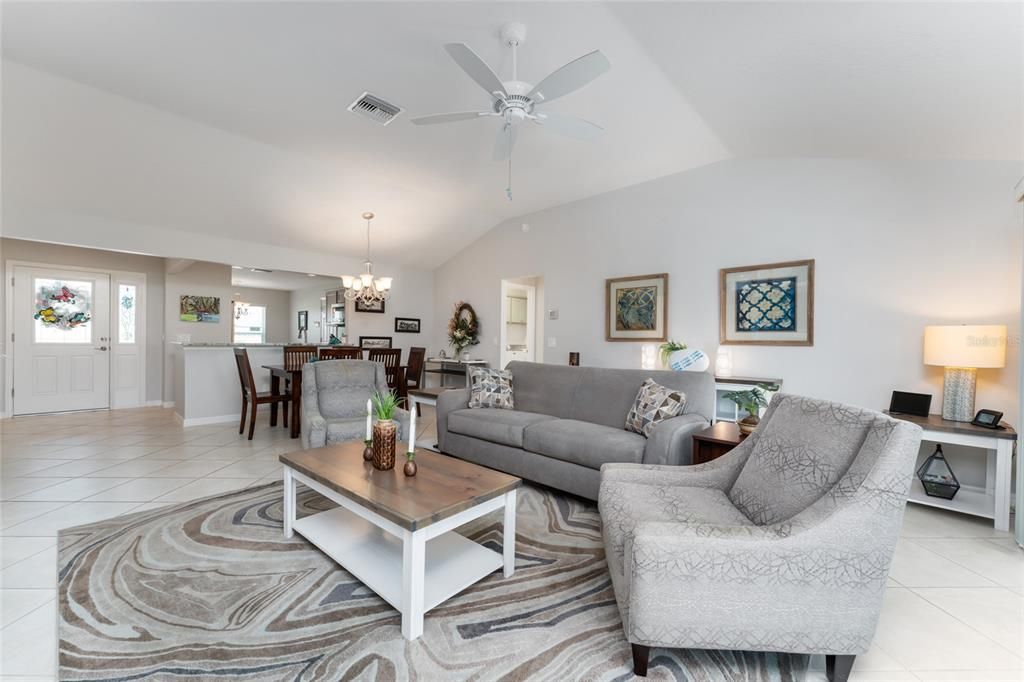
[615,285,657,331]
[735,277,797,331]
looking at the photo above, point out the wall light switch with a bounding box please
[547,337,557,348]
[548,308,559,320]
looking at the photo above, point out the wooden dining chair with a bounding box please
[233,348,291,440]
[284,345,318,371]
[401,347,426,414]
[367,348,402,389]
[319,346,363,360]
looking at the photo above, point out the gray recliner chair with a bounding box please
[300,360,409,449]
[599,393,923,680]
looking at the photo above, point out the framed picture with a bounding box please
[297,310,308,332]
[179,295,220,323]
[606,273,668,342]
[720,259,814,346]
[354,298,385,314]
[359,335,393,349]
[394,317,421,333]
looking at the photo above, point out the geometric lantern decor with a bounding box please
[916,444,960,500]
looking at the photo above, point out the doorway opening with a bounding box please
[499,276,543,369]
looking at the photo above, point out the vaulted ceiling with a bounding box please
[3,2,1020,268]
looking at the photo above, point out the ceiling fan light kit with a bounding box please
[411,22,611,199]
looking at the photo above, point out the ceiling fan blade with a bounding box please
[527,50,611,104]
[493,123,519,161]
[410,111,491,125]
[532,111,603,140]
[444,43,508,99]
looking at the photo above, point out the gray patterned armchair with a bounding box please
[599,394,922,680]
[301,360,409,450]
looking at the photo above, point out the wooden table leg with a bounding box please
[503,488,517,578]
[283,466,295,539]
[290,373,302,439]
[401,529,426,639]
[269,373,280,427]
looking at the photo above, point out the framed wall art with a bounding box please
[394,317,421,333]
[720,259,814,346]
[179,295,220,323]
[605,273,668,342]
[354,298,385,314]
[359,335,393,349]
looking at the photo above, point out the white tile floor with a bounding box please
[1,407,1023,681]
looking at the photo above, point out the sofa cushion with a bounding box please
[625,378,687,437]
[448,409,556,448]
[468,367,515,410]
[600,479,752,576]
[523,419,646,470]
[727,394,876,525]
[505,361,581,419]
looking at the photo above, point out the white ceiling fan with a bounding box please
[411,22,611,199]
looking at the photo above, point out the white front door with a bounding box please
[13,267,111,415]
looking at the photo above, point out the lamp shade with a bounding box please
[923,325,1007,369]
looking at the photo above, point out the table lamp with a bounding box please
[923,324,1006,421]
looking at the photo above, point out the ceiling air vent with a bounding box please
[348,92,402,126]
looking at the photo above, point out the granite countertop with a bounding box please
[174,343,295,348]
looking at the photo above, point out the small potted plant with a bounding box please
[722,383,778,435]
[658,340,688,368]
[370,390,403,471]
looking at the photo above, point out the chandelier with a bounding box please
[341,212,392,304]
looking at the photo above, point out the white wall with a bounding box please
[0,238,166,410]
[289,268,435,360]
[232,286,291,343]
[163,261,293,401]
[434,158,1022,420]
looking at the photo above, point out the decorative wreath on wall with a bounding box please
[34,284,92,330]
[448,301,480,356]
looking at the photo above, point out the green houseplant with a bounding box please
[722,383,778,435]
[658,340,688,367]
[370,390,404,470]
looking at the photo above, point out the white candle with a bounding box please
[365,398,372,441]
[408,405,417,453]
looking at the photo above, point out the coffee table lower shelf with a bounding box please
[292,506,503,614]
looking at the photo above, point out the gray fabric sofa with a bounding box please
[599,393,923,679]
[301,360,409,450]
[436,361,715,500]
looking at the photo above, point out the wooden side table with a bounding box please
[692,422,747,465]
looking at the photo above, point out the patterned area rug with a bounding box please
[58,482,810,681]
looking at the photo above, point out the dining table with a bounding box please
[263,364,302,439]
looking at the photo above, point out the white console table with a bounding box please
[886,412,1017,532]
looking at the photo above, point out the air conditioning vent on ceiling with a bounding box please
[348,92,402,126]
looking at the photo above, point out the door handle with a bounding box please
[94,346,108,351]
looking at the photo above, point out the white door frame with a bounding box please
[499,279,536,370]
[4,259,148,417]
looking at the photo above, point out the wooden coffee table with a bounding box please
[280,441,521,640]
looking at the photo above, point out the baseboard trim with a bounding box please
[145,400,164,407]
[180,413,240,428]
[162,401,175,408]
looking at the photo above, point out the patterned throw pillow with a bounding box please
[468,367,515,410]
[625,378,687,437]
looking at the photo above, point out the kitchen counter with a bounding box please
[173,344,285,426]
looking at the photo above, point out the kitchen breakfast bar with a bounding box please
[172,343,290,427]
